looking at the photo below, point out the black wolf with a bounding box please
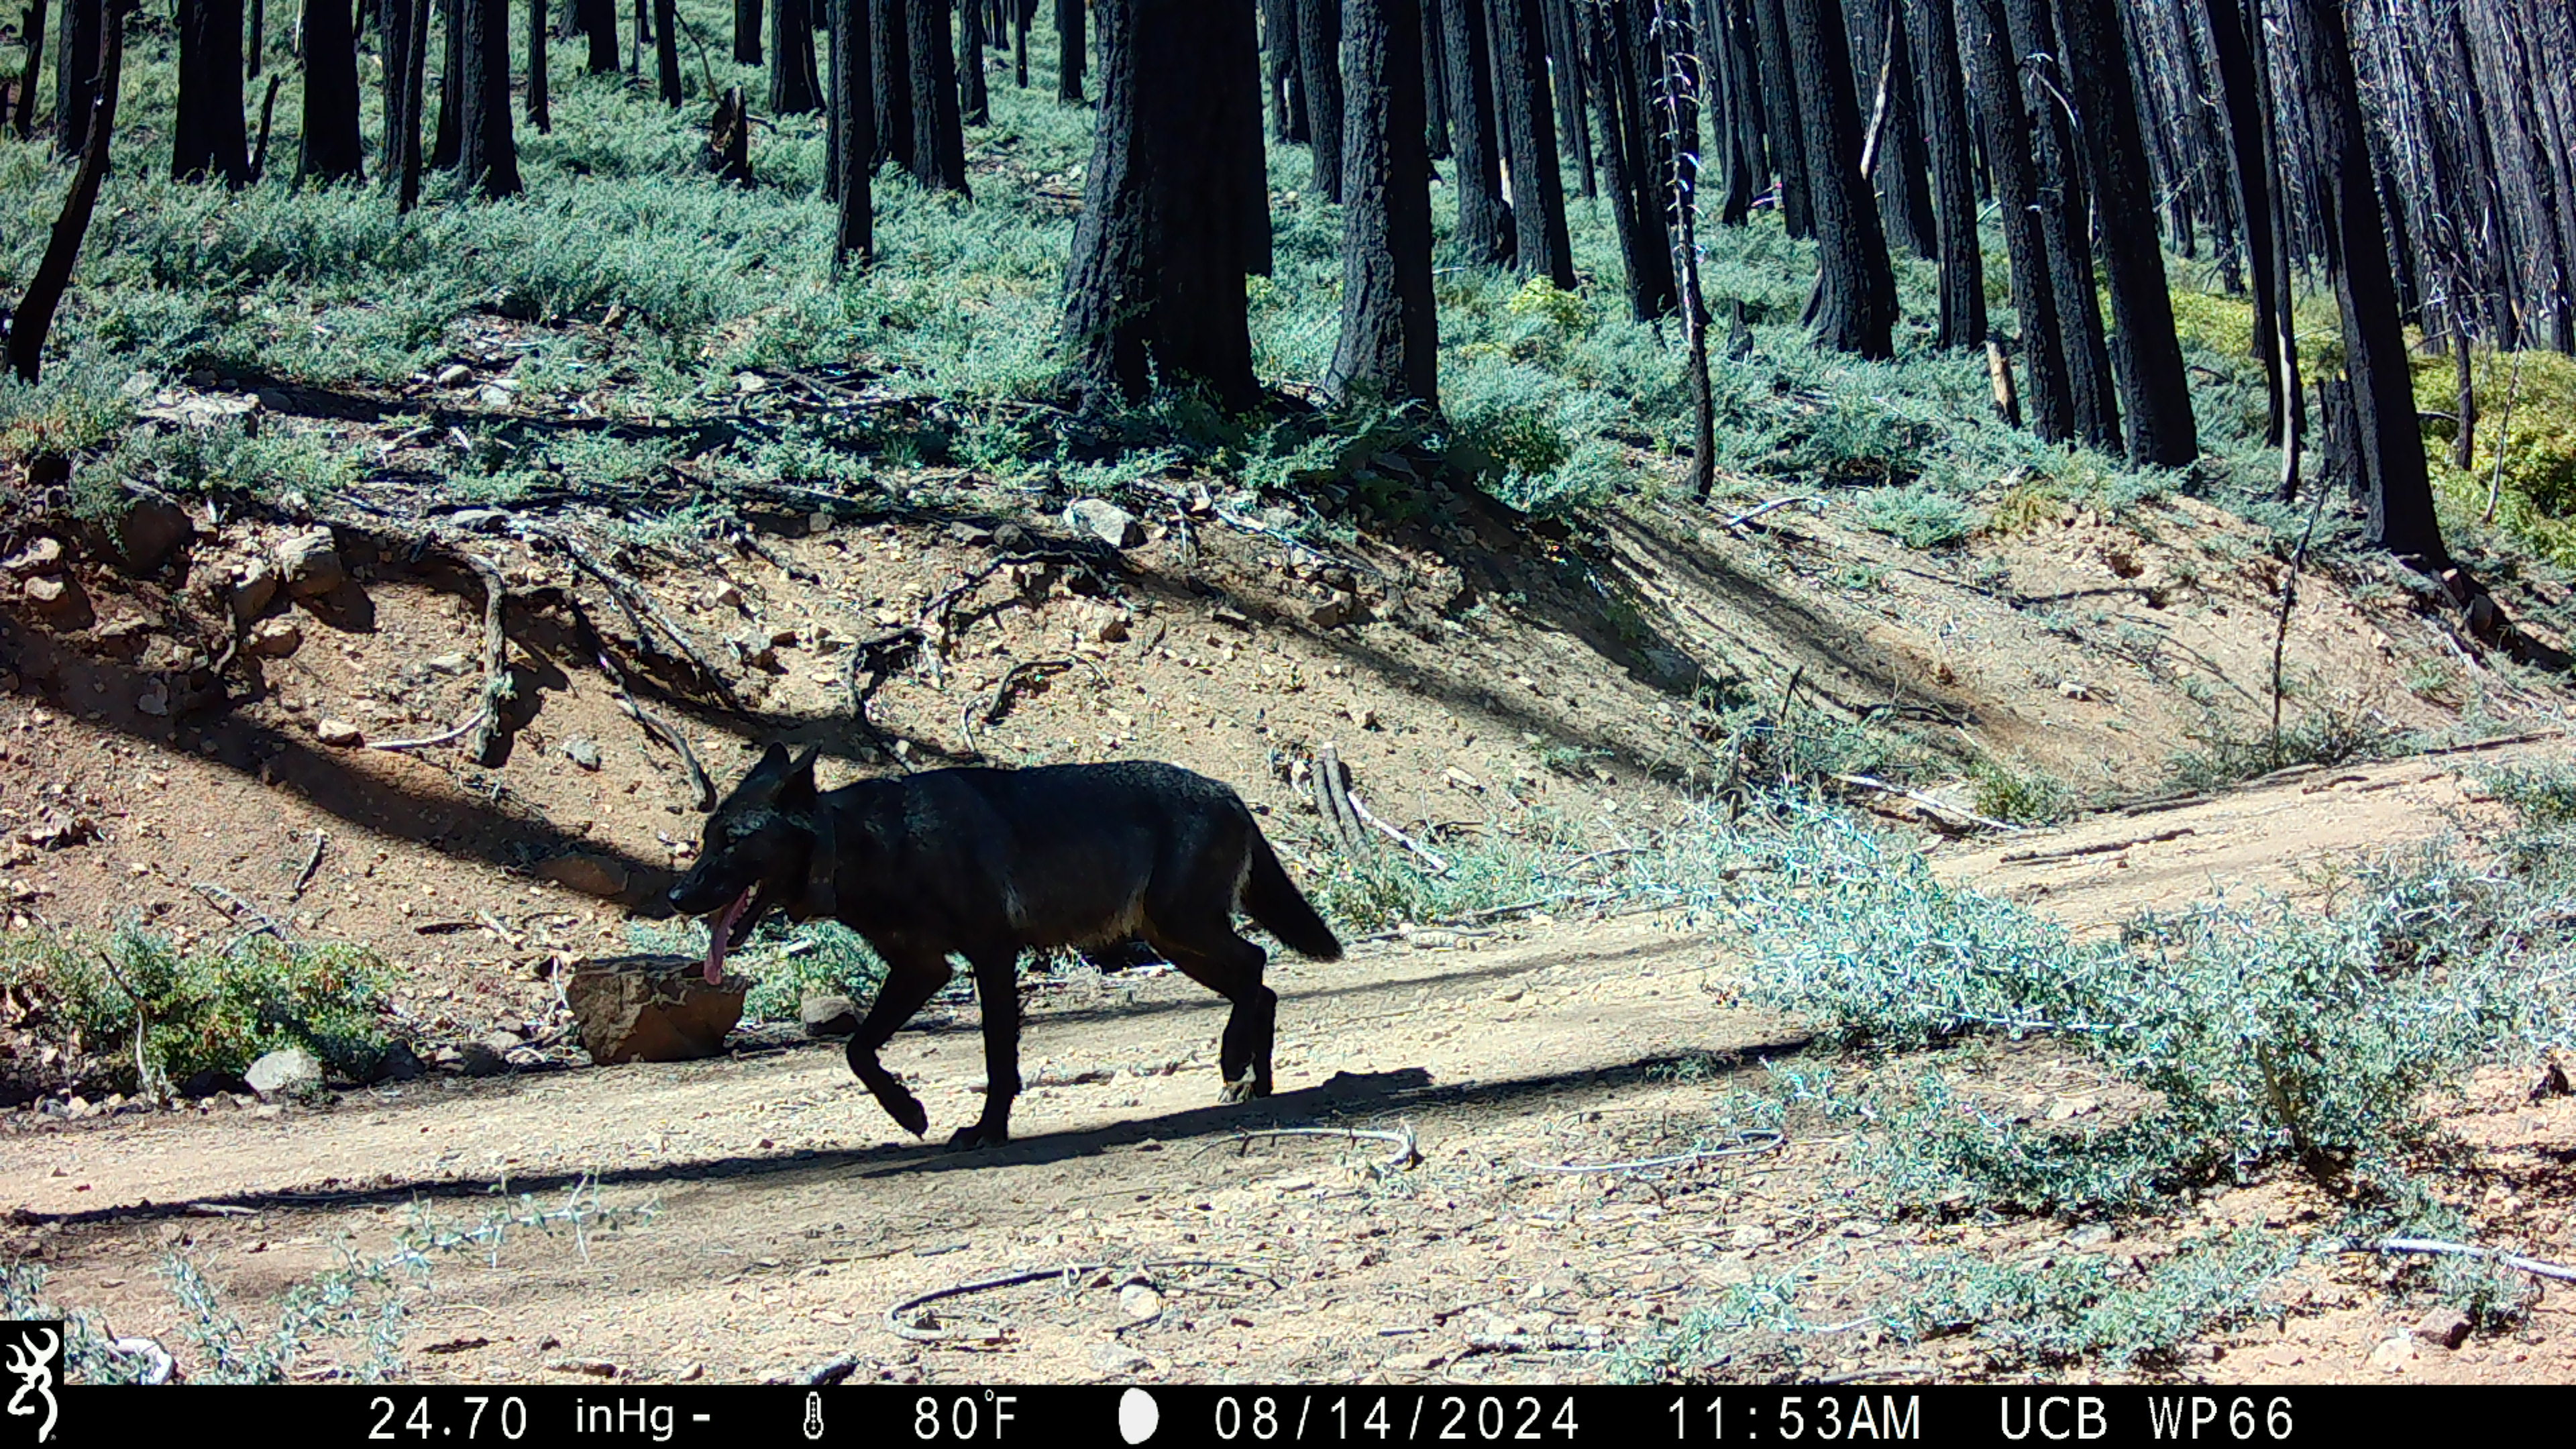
[666,746,1344,1149]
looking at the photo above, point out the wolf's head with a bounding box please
[666,742,827,983]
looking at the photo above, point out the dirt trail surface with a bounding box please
[6,741,2573,1386]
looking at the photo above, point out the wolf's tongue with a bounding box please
[705,885,752,985]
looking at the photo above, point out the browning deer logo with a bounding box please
[1,1324,58,1446]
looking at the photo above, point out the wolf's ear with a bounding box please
[779,746,820,809]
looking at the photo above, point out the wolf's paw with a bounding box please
[861,1072,930,1136]
[947,1122,1009,1152]
[1218,1072,1259,1106]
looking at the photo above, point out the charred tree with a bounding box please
[737,0,761,60]
[771,0,819,113]
[1904,0,1980,346]
[1748,0,1808,235]
[1057,0,1083,101]
[1490,0,1574,286]
[1709,0,1764,224]
[1063,0,1271,410]
[1440,0,1514,264]
[2294,0,2441,559]
[530,0,550,129]
[458,0,522,197]
[655,0,681,104]
[961,0,989,125]
[833,0,874,266]
[906,0,968,191]
[11,0,44,140]
[2004,0,2117,448]
[1651,0,1715,500]
[1962,0,2067,437]
[1592,0,1676,319]
[873,0,914,166]
[580,0,617,71]
[1780,0,1892,355]
[1330,0,1439,406]
[1545,0,1593,198]
[301,0,364,182]
[54,0,101,158]
[1300,0,1344,199]
[10,0,121,384]
[396,0,430,209]
[1422,0,1450,156]
[2055,0,2195,465]
[2202,0,2282,439]
[174,0,251,184]
[432,0,463,168]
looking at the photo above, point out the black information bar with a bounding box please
[44,1383,2569,1448]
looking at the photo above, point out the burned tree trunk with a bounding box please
[54,0,101,158]
[655,0,680,105]
[2055,0,2195,466]
[771,0,819,113]
[1057,0,1084,101]
[396,0,430,209]
[529,0,551,130]
[433,0,463,168]
[1780,0,1892,355]
[1299,0,1344,200]
[1962,0,2067,437]
[1063,0,1271,410]
[10,0,121,384]
[300,0,365,182]
[1748,0,1807,235]
[1904,0,1980,347]
[737,0,761,60]
[833,0,873,266]
[174,0,251,184]
[2202,0,2282,439]
[2004,0,2117,449]
[873,0,914,166]
[580,0,617,71]
[458,0,522,197]
[1490,0,1574,286]
[11,0,44,140]
[2293,0,2441,560]
[1330,0,1439,407]
[961,0,989,125]
[1440,0,1514,265]
[1422,0,1449,156]
[906,0,969,191]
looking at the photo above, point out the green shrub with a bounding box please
[1857,483,1977,549]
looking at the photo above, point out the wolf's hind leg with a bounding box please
[1144,919,1275,1102]
[846,952,952,1136]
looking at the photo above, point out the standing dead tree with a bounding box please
[8,0,122,384]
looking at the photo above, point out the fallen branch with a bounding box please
[564,592,714,809]
[1831,773,2025,833]
[521,525,744,713]
[191,881,285,942]
[1718,495,1819,529]
[882,1258,1281,1342]
[1311,743,1368,857]
[1344,792,1450,873]
[369,713,490,752]
[455,548,515,766]
[1519,1130,1783,1175]
[290,830,327,899]
[2343,1236,2576,1286]
[1192,1123,1423,1173]
[1998,826,2195,866]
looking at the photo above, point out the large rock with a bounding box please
[244,1046,323,1099]
[800,994,859,1038]
[117,500,195,575]
[566,955,747,1065]
[3,536,65,576]
[230,559,280,621]
[1065,498,1144,549]
[276,530,347,598]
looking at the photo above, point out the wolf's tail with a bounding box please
[1242,826,1344,961]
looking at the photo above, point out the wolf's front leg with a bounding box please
[847,955,953,1136]
[950,949,1023,1150]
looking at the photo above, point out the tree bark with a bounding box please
[652,0,679,104]
[529,0,550,128]
[906,0,967,189]
[737,0,761,60]
[873,0,914,165]
[1421,0,1450,156]
[771,0,819,112]
[1904,0,1980,347]
[1652,0,1715,500]
[1961,0,2065,437]
[175,0,251,184]
[10,0,121,384]
[54,0,101,158]
[1544,0,1592,198]
[301,0,365,182]
[834,0,874,267]
[1056,0,1083,100]
[11,0,46,139]
[2003,0,2116,448]
[2055,0,2195,466]
[2294,0,2440,559]
[1748,0,1807,235]
[961,0,989,125]
[1439,0,1513,264]
[1780,0,1892,355]
[458,0,521,197]
[1299,0,1344,200]
[1489,0,1574,286]
[2201,0,2281,440]
[1063,0,1270,410]
[433,0,463,168]
[396,0,430,209]
[580,0,617,71]
[1331,0,1439,407]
